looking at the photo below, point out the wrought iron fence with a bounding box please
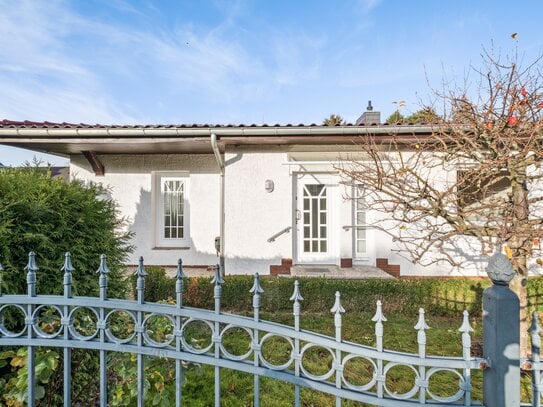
[0,252,541,406]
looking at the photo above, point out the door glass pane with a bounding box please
[354,185,367,256]
[301,183,328,255]
[357,212,365,224]
[312,207,318,237]
[357,240,366,253]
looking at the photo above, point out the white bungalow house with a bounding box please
[0,108,511,278]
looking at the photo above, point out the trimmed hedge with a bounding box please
[136,267,543,317]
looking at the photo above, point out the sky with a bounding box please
[1,0,543,166]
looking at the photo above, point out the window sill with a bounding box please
[152,246,191,250]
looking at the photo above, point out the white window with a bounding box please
[154,172,190,247]
[353,185,368,258]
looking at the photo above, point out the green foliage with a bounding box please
[0,166,133,406]
[0,166,133,298]
[322,113,346,126]
[139,271,543,317]
[0,348,59,406]
[132,266,176,303]
[385,109,405,124]
[385,107,441,124]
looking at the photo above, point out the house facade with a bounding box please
[0,113,506,278]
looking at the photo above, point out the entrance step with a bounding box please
[270,258,293,276]
[290,265,394,279]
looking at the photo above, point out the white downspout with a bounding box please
[211,133,225,276]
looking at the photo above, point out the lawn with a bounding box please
[108,309,489,406]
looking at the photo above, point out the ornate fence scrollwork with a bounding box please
[5,251,541,406]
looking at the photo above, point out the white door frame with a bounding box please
[294,173,339,264]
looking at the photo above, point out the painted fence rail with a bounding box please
[0,252,540,406]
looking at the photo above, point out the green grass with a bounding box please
[109,310,489,406]
[172,309,538,406]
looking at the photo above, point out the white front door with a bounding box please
[295,173,338,264]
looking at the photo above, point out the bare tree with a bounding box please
[340,49,543,354]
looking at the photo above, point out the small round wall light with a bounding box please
[264,179,274,193]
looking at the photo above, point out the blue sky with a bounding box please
[1,0,543,166]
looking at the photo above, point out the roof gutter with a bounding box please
[0,125,445,138]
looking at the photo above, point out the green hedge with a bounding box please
[136,267,543,317]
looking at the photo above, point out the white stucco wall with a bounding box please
[70,154,220,267]
[67,149,528,278]
[224,147,292,275]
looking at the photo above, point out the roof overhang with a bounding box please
[0,124,442,156]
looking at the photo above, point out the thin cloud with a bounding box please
[357,0,383,13]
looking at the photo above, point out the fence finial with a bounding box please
[289,280,304,302]
[211,264,224,286]
[290,280,303,331]
[25,251,39,272]
[25,251,39,297]
[459,310,474,334]
[62,252,74,298]
[62,252,75,273]
[175,258,185,280]
[330,291,345,314]
[486,252,516,286]
[96,254,110,275]
[372,300,387,350]
[414,308,430,357]
[330,291,345,342]
[459,310,473,359]
[371,300,387,324]
[135,257,146,304]
[135,256,147,277]
[250,272,264,295]
[211,264,223,314]
[175,258,185,308]
[250,272,264,317]
[97,254,109,300]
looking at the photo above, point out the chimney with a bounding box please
[355,100,381,125]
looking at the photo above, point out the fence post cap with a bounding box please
[175,258,185,279]
[25,251,39,272]
[61,252,75,273]
[486,252,516,285]
[134,256,147,277]
[96,254,110,274]
[250,273,264,295]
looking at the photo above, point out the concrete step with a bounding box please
[290,265,394,279]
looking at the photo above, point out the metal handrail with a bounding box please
[342,225,371,231]
[267,226,292,242]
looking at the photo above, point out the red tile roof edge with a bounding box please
[0,119,442,129]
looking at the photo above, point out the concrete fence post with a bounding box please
[483,252,520,407]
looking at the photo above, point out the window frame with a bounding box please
[153,171,190,248]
